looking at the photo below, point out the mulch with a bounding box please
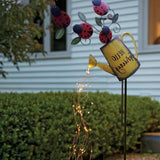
[105,154,160,160]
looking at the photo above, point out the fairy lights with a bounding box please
[69,70,93,160]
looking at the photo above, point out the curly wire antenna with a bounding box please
[113,23,121,33]
[109,8,115,15]
[81,39,91,46]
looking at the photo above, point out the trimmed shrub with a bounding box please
[0,92,159,159]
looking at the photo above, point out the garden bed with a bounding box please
[0,92,160,159]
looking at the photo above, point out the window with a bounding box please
[51,0,66,51]
[148,0,160,45]
[30,0,71,58]
[139,0,160,53]
[44,0,71,58]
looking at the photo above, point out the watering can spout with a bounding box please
[88,55,114,75]
[88,54,97,69]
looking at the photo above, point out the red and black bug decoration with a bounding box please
[51,5,70,28]
[92,0,109,16]
[71,12,94,45]
[73,23,93,39]
[71,0,120,45]
[99,26,112,44]
[51,5,71,39]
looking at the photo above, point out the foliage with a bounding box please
[0,0,48,77]
[0,92,160,160]
[83,93,160,158]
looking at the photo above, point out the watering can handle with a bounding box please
[120,32,138,59]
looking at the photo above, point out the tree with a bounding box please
[0,0,48,77]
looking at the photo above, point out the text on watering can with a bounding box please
[111,49,136,74]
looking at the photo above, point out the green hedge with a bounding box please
[0,92,160,160]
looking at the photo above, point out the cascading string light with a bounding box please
[69,69,93,160]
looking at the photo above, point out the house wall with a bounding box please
[1,0,160,101]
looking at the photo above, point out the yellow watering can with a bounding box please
[88,32,140,81]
